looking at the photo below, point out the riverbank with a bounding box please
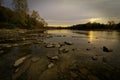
[0,29,120,80]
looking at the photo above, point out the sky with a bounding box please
[3,0,120,27]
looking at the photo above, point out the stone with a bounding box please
[6,44,12,48]
[103,46,113,52]
[12,44,19,47]
[102,57,107,63]
[0,50,4,54]
[91,56,97,60]
[54,43,61,48]
[64,41,73,45]
[63,35,66,37]
[15,68,19,73]
[86,48,90,51]
[88,41,90,43]
[22,38,26,41]
[79,68,89,76]
[31,57,40,62]
[14,55,30,67]
[59,48,69,53]
[45,43,54,48]
[70,71,78,78]
[48,63,54,68]
[51,56,59,60]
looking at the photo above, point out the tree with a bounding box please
[31,10,48,27]
[13,0,28,14]
[0,0,3,6]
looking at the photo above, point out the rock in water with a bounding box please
[91,56,97,60]
[103,46,113,52]
[0,50,4,54]
[51,56,59,60]
[14,55,30,67]
[64,41,73,45]
[59,48,69,53]
[45,43,54,48]
[31,57,40,62]
[48,63,54,68]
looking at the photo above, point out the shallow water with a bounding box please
[46,30,120,52]
[1,29,120,80]
[46,29,120,68]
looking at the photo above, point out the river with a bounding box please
[0,29,120,80]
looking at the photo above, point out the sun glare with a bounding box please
[89,18,102,23]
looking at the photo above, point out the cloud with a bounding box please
[28,0,120,25]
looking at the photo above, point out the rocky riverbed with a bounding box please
[0,29,120,80]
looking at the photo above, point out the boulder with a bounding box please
[103,46,113,52]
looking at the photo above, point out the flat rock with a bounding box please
[31,57,40,62]
[59,48,69,53]
[15,68,19,73]
[64,41,73,45]
[14,55,30,67]
[91,56,97,60]
[51,56,59,60]
[45,43,54,48]
[54,43,61,48]
[48,63,54,69]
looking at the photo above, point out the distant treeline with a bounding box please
[0,0,47,29]
[68,22,120,30]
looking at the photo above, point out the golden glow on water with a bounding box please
[88,31,95,42]
[47,30,71,34]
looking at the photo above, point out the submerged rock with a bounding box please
[48,63,54,68]
[0,50,4,54]
[103,46,113,52]
[45,43,54,48]
[86,48,90,51]
[31,57,40,62]
[59,48,69,53]
[64,41,73,45]
[15,68,19,73]
[91,56,97,60]
[5,44,12,48]
[53,42,61,48]
[47,56,59,62]
[102,57,107,63]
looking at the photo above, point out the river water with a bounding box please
[1,29,120,80]
[46,29,120,68]
[46,30,120,53]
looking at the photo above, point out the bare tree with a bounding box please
[13,0,28,14]
[0,0,3,6]
[31,10,48,27]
